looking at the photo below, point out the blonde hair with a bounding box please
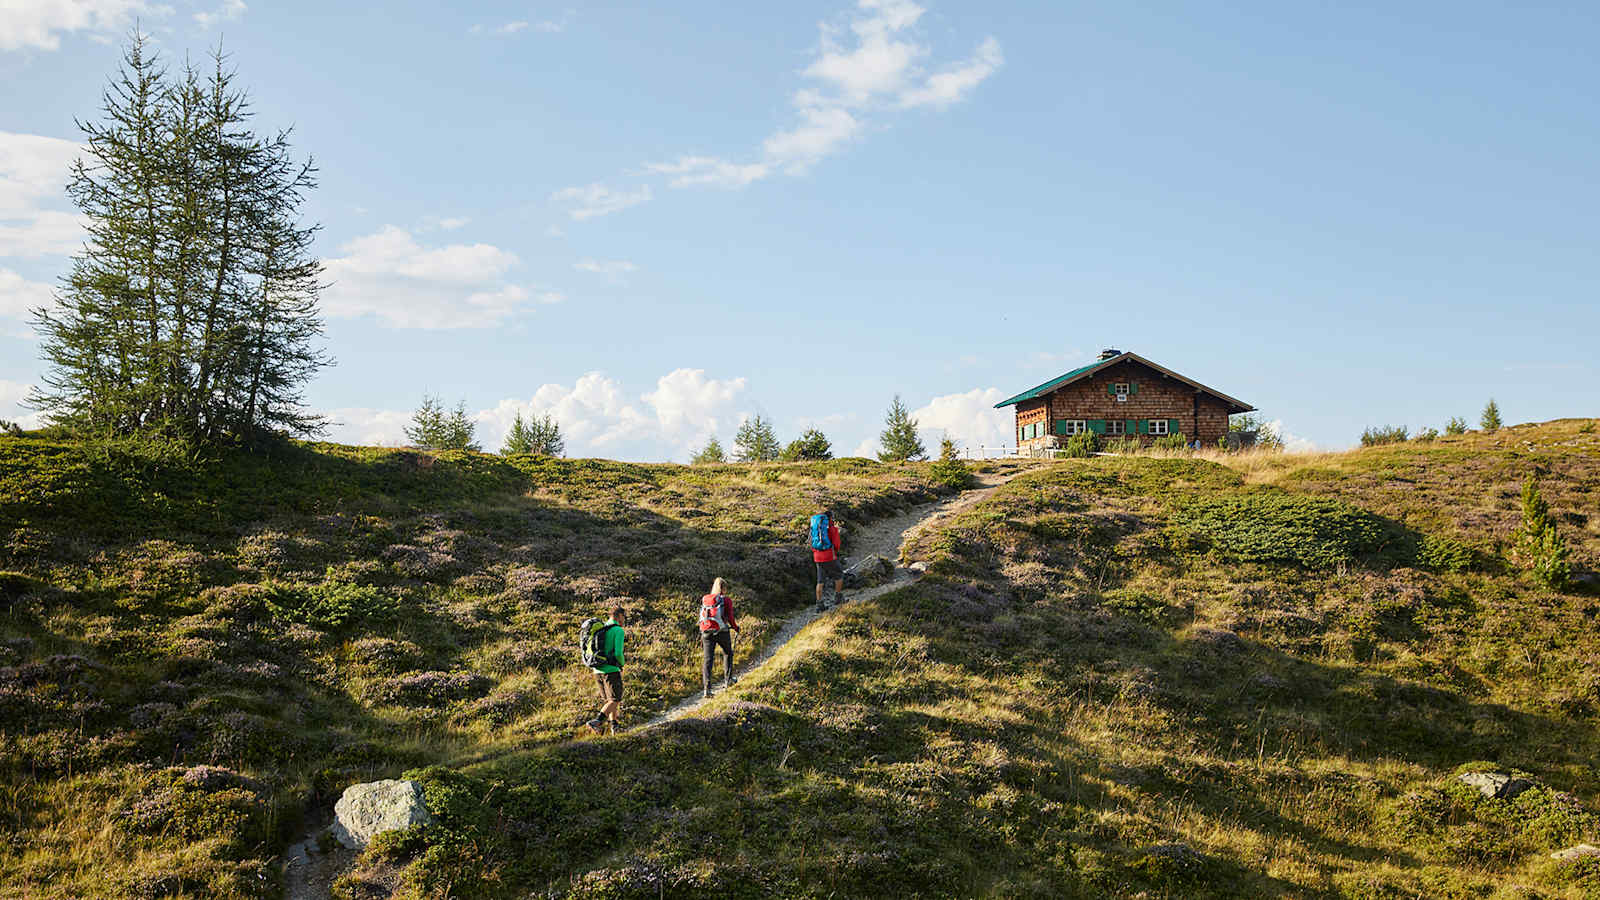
[710,577,726,596]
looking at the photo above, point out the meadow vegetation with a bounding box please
[2,419,1598,897]
[0,437,954,897]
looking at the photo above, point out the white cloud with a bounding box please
[551,182,652,220]
[470,15,565,35]
[321,225,557,329]
[641,156,770,189]
[911,387,1012,450]
[0,267,52,323]
[0,379,42,428]
[193,0,245,29]
[1265,418,1318,453]
[642,0,1000,191]
[573,259,637,282]
[0,131,85,257]
[0,0,160,52]
[321,406,414,447]
[433,216,469,230]
[326,369,749,461]
[898,36,1003,109]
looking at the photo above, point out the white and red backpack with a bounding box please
[698,593,729,633]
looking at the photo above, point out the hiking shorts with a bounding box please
[815,558,844,584]
[594,670,623,703]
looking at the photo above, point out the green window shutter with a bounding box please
[1088,419,1106,434]
[1169,418,1181,436]
[1137,419,1148,434]
[1130,382,1139,395]
[1106,383,1115,396]
[1126,419,1136,435]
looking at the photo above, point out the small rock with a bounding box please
[1189,627,1245,654]
[331,779,433,850]
[907,561,927,575]
[1458,771,1536,800]
[845,554,894,587]
[1551,843,1600,862]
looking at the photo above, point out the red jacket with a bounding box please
[700,593,738,632]
[812,522,841,562]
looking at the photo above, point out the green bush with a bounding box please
[1152,432,1188,450]
[1062,432,1099,458]
[1414,427,1439,442]
[1445,417,1467,435]
[1172,491,1390,568]
[1360,425,1408,446]
[1517,478,1570,590]
[265,569,398,630]
[928,437,972,489]
[1418,534,1474,573]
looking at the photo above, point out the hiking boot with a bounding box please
[585,717,605,734]
[703,688,713,699]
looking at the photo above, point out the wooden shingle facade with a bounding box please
[995,350,1254,451]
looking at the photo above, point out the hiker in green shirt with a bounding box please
[586,605,626,734]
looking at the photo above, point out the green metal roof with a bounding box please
[992,351,1255,412]
[992,355,1122,408]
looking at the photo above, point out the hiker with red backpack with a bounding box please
[698,577,740,698]
[810,509,845,611]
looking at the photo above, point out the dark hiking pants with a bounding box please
[702,630,733,690]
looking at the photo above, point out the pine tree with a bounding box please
[1480,399,1502,433]
[29,36,328,443]
[406,396,480,451]
[877,395,926,462]
[733,415,780,462]
[928,435,971,487]
[691,436,726,464]
[1445,417,1467,435]
[781,428,833,461]
[500,412,556,455]
[524,413,563,456]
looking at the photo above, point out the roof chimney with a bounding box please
[1098,348,1122,360]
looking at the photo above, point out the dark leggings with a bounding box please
[702,630,734,689]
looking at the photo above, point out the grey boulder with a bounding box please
[1552,843,1600,862]
[1458,771,1535,800]
[331,779,434,850]
[845,554,895,587]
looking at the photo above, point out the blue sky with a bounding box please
[2,0,1596,460]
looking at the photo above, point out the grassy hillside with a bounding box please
[3,420,1598,898]
[333,420,1599,899]
[0,439,957,897]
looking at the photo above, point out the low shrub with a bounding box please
[1361,425,1409,446]
[265,570,398,630]
[1418,534,1474,573]
[1171,491,1391,568]
[1062,433,1099,458]
[1445,417,1468,435]
[1152,432,1188,450]
[1414,427,1439,442]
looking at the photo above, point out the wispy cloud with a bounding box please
[551,182,652,220]
[573,259,637,282]
[643,0,1001,191]
[193,0,246,30]
[470,13,568,36]
[321,225,560,329]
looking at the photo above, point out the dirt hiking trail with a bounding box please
[282,469,1021,899]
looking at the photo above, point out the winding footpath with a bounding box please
[283,470,1020,899]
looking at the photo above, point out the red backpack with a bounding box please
[699,594,729,632]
